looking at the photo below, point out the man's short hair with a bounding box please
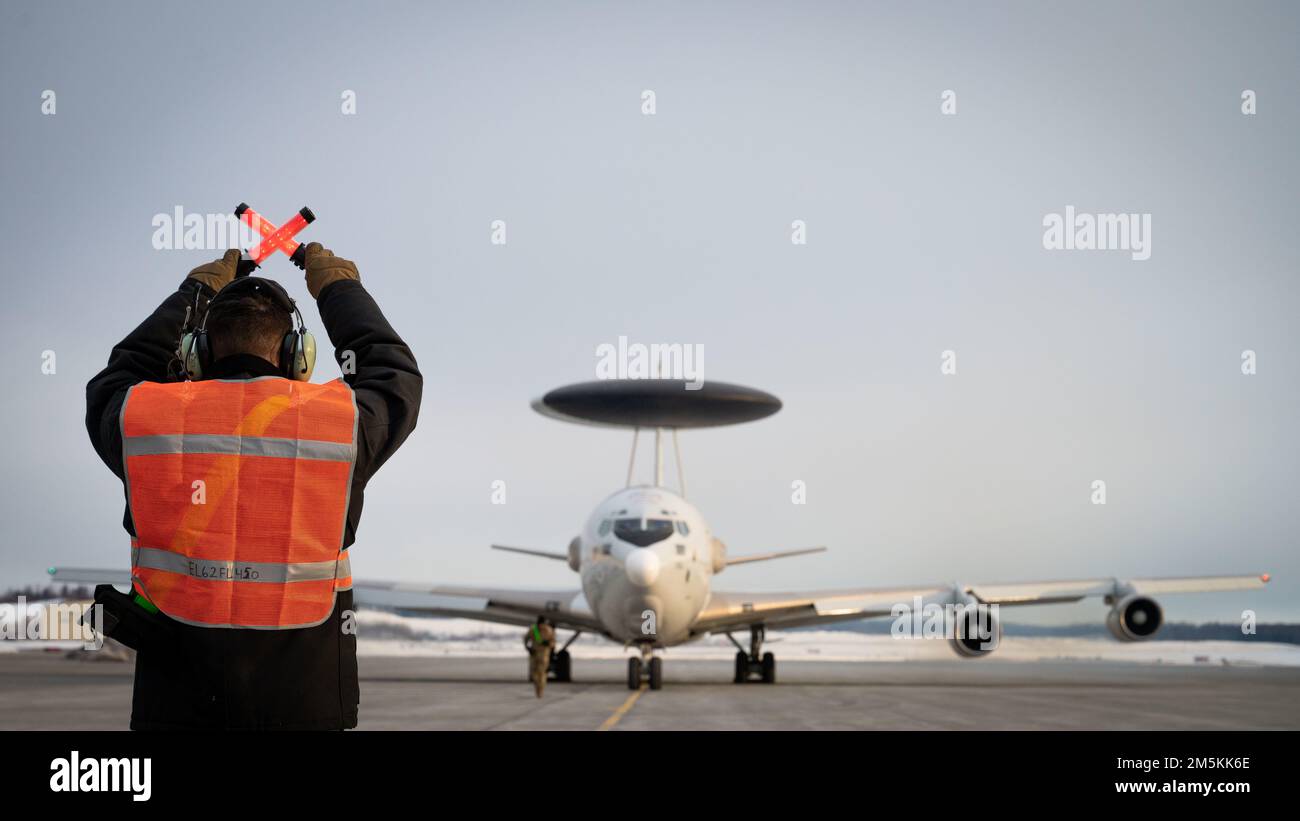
[206,290,291,364]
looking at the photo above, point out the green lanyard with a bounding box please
[531,625,542,643]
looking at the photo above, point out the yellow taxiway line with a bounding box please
[598,685,647,731]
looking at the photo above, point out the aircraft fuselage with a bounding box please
[577,486,716,645]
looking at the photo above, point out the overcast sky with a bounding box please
[1,0,1296,625]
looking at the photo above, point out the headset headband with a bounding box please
[201,276,299,329]
[177,274,316,382]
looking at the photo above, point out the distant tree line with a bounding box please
[806,619,1300,645]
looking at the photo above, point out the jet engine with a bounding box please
[567,536,582,572]
[710,538,727,574]
[950,602,1002,658]
[1106,595,1163,641]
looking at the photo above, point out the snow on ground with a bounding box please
[353,610,1300,667]
[5,603,1295,666]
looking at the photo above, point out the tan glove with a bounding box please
[187,249,240,293]
[301,242,360,299]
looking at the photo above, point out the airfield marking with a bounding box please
[598,685,647,731]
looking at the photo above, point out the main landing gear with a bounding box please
[545,631,582,683]
[626,643,663,690]
[549,650,572,682]
[728,625,775,684]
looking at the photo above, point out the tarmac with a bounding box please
[1,652,1297,730]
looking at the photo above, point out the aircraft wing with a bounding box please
[351,582,602,633]
[692,574,1269,635]
[725,547,826,566]
[47,567,603,633]
[47,567,130,585]
[963,574,1268,605]
[693,585,957,633]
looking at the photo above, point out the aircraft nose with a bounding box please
[624,548,661,588]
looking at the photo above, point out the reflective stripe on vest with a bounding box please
[121,377,358,629]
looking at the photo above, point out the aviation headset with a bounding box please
[178,276,316,382]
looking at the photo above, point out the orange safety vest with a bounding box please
[120,376,358,629]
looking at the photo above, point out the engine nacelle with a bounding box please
[1106,595,1162,641]
[710,538,727,574]
[567,536,582,572]
[950,602,1001,658]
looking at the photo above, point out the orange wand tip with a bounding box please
[1261,573,1271,583]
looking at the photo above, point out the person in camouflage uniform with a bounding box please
[524,616,556,698]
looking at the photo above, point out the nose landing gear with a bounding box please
[626,644,663,690]
[728,625,775,683]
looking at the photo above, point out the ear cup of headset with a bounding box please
[298,330,316,380]
[180,330,208,381]
[281,329,316,381]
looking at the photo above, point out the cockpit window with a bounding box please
[613,518,675,547]
[598,519,612,536]
[676,521,690,536]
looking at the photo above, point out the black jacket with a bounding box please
[85,276,422,730]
